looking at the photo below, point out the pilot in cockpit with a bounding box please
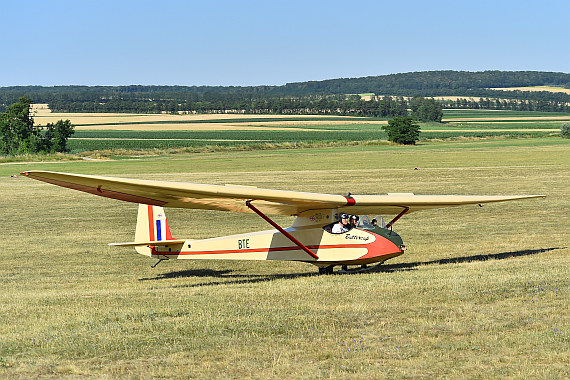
[331,213,350,233]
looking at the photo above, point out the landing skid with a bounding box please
[318,266,335,275]
[317,262,385,275]
[338,263,382,274]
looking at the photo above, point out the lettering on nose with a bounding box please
[345,234,369,241]
[238,239,250,249]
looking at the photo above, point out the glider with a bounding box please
[21,170,544,274]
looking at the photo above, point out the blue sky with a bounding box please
[1,0,568,86]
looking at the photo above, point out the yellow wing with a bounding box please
[21,171,545,216]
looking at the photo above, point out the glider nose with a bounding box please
[376,229,404,249]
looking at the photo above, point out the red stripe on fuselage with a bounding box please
[152,233,401,259]
[147,205,155,241]
[154,243,366,256]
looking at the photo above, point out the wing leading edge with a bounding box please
[21,170,545,216]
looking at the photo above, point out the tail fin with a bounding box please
[136,204,174,242]
[109,204,184,255]
[134,204,175,256]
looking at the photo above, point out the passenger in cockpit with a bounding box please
[349,215,359,229]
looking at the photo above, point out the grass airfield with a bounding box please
[0,138,568,378]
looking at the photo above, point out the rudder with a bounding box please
[135,204,175,256]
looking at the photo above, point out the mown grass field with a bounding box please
[0,137,568,378]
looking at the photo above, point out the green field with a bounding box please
[1,138,568,378]
[442,110,570,119]
[57,109,568,155]
[66,130,557,153]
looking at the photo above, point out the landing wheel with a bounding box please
[318,265,335,275]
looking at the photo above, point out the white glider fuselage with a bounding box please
[125,204,404,267]
[152,227,403,266]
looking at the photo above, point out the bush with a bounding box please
[561,122,570,138]
[382,117,421,145]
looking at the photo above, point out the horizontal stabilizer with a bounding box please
[109,239,186,247]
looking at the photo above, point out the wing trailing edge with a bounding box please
[21,170,545,216]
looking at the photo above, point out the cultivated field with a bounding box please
[490,86,570,94]
[1,138,568,378]
[32,104,376,131]
[24,105,570,156]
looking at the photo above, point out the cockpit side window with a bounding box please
[373,215,387,228]
[359,215,371,227]
[356,215,387,230]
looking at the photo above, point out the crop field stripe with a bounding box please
[73,116,367,127]
[445,119,570,123]
[442,110,570,117]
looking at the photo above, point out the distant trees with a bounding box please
[2,71,569,116]
[44,119,75,152]
[439,97,570,112]
[45,93,570,115]
[382,117,421,145]
[410,96,443,122]
[47,94,409,117]
[0,97,74,155]
[280,71,570,97]
[2,72,569,106]
[561,123,570,138]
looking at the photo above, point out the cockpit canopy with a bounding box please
[323,215,387,234]
[358,215,387,229]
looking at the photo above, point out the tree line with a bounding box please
[28,93,570,115]
[47,95,410,118]
[1,71,569,114]
[46,94,443,121]
[440,97,570,112]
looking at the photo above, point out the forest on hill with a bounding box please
[278,70,570,96]
[1,71,569,114]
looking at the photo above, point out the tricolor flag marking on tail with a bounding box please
[147,204,174,242]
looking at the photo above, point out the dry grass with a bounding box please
[0,139,568,379]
